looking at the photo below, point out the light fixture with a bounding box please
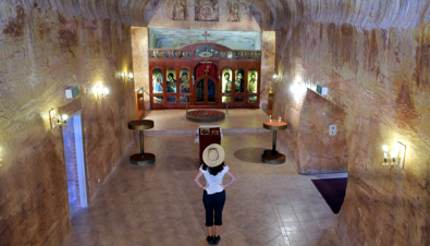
[48,108,69,129]
[0,145,4,165]
[382,144,389,163]
[382,141,406,168]
[272,73,281,81]
[117,71,134,81]
[127,72,134,80]
[91,82,110,99]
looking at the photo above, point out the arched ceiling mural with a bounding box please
[149,28,261,50]
[3,0,429,29]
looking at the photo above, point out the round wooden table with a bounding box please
[128,120,155,165]
[262,120,288,164]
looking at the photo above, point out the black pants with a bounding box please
[202,190,226,226]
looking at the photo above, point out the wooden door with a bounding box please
[194,76,218,105]
[193,62,219,106]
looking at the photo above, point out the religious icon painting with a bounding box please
[222,68,233,94]
[166,69,177,93]
[179,69,190,94]
[235,69,245,93]
[195,0,219,21]
[247,70,258,93]
[227,0,240,22]
[172,0,187,20]
[152,68,163,93]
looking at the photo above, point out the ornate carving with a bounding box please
[149,47,261,60]
[195,0,219,21]
[172,0,187,20]
[227,0,240,22]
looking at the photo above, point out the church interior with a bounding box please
[0,0,429,245]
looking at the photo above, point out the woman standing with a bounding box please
[194,144,237,245]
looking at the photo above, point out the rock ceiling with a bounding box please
[4,0,430,29]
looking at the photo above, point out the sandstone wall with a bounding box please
[296,90,347,174]
[274,21,430,245]
[260,30,276,111]
[0,3,136,245]
[131,26,151,111]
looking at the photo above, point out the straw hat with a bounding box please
[202,144,225,167]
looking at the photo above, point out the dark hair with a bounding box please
[201,163,225,176]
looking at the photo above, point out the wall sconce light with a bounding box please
[127,72,134,80]
[117,71,134,81]
[272,73,281,81]
[382,141,406,168]
[48,108,69,129]
[91,83,110,99]
[0,146,4,165]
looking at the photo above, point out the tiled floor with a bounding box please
[145,109,267,131]
[62,110,339,246]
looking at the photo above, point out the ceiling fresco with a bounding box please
[149,28,261,50]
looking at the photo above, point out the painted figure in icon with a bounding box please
[195,0,219,21]
[235,70,244,92]
[223,72,232,93]
[248,71,257,93]
[180,71,190,93]
[227,0,240,22]
[172,0,186,20]
[153,70,163,93]
[167,72,177,93]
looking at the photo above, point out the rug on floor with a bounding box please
[312,178,347,214]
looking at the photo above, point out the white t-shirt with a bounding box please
[200,165,229,195]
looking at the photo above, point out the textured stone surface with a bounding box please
[131,27,150,111]
[260,31,276,111]
[1,1,429,30]
[296,90,347,174]
[274,21,430,245]
[0,2,136,245]
[1,0,430,245]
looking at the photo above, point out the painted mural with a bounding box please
[171,0,186,20]
[227,0,240,22]
[195,0,219,21]
[149,28,261,50]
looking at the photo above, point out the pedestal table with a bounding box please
[262,120,288,164]
[128,120,155,165]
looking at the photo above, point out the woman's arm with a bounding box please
[194,172,206,189]
[222,171,237,189]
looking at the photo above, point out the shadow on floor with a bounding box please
[168,155,200,171]
[233,147,267,164]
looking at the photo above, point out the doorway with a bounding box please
[62,111,88,216]
[194,62,219,105]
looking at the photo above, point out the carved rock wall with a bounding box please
[0,2,136,245]
[1,1,428,31]
[131,27,151,111]
[274,21,430,245]
[260,31,276,111]
[297,90,347,174]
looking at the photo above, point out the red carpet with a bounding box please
[312,178,347,214]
